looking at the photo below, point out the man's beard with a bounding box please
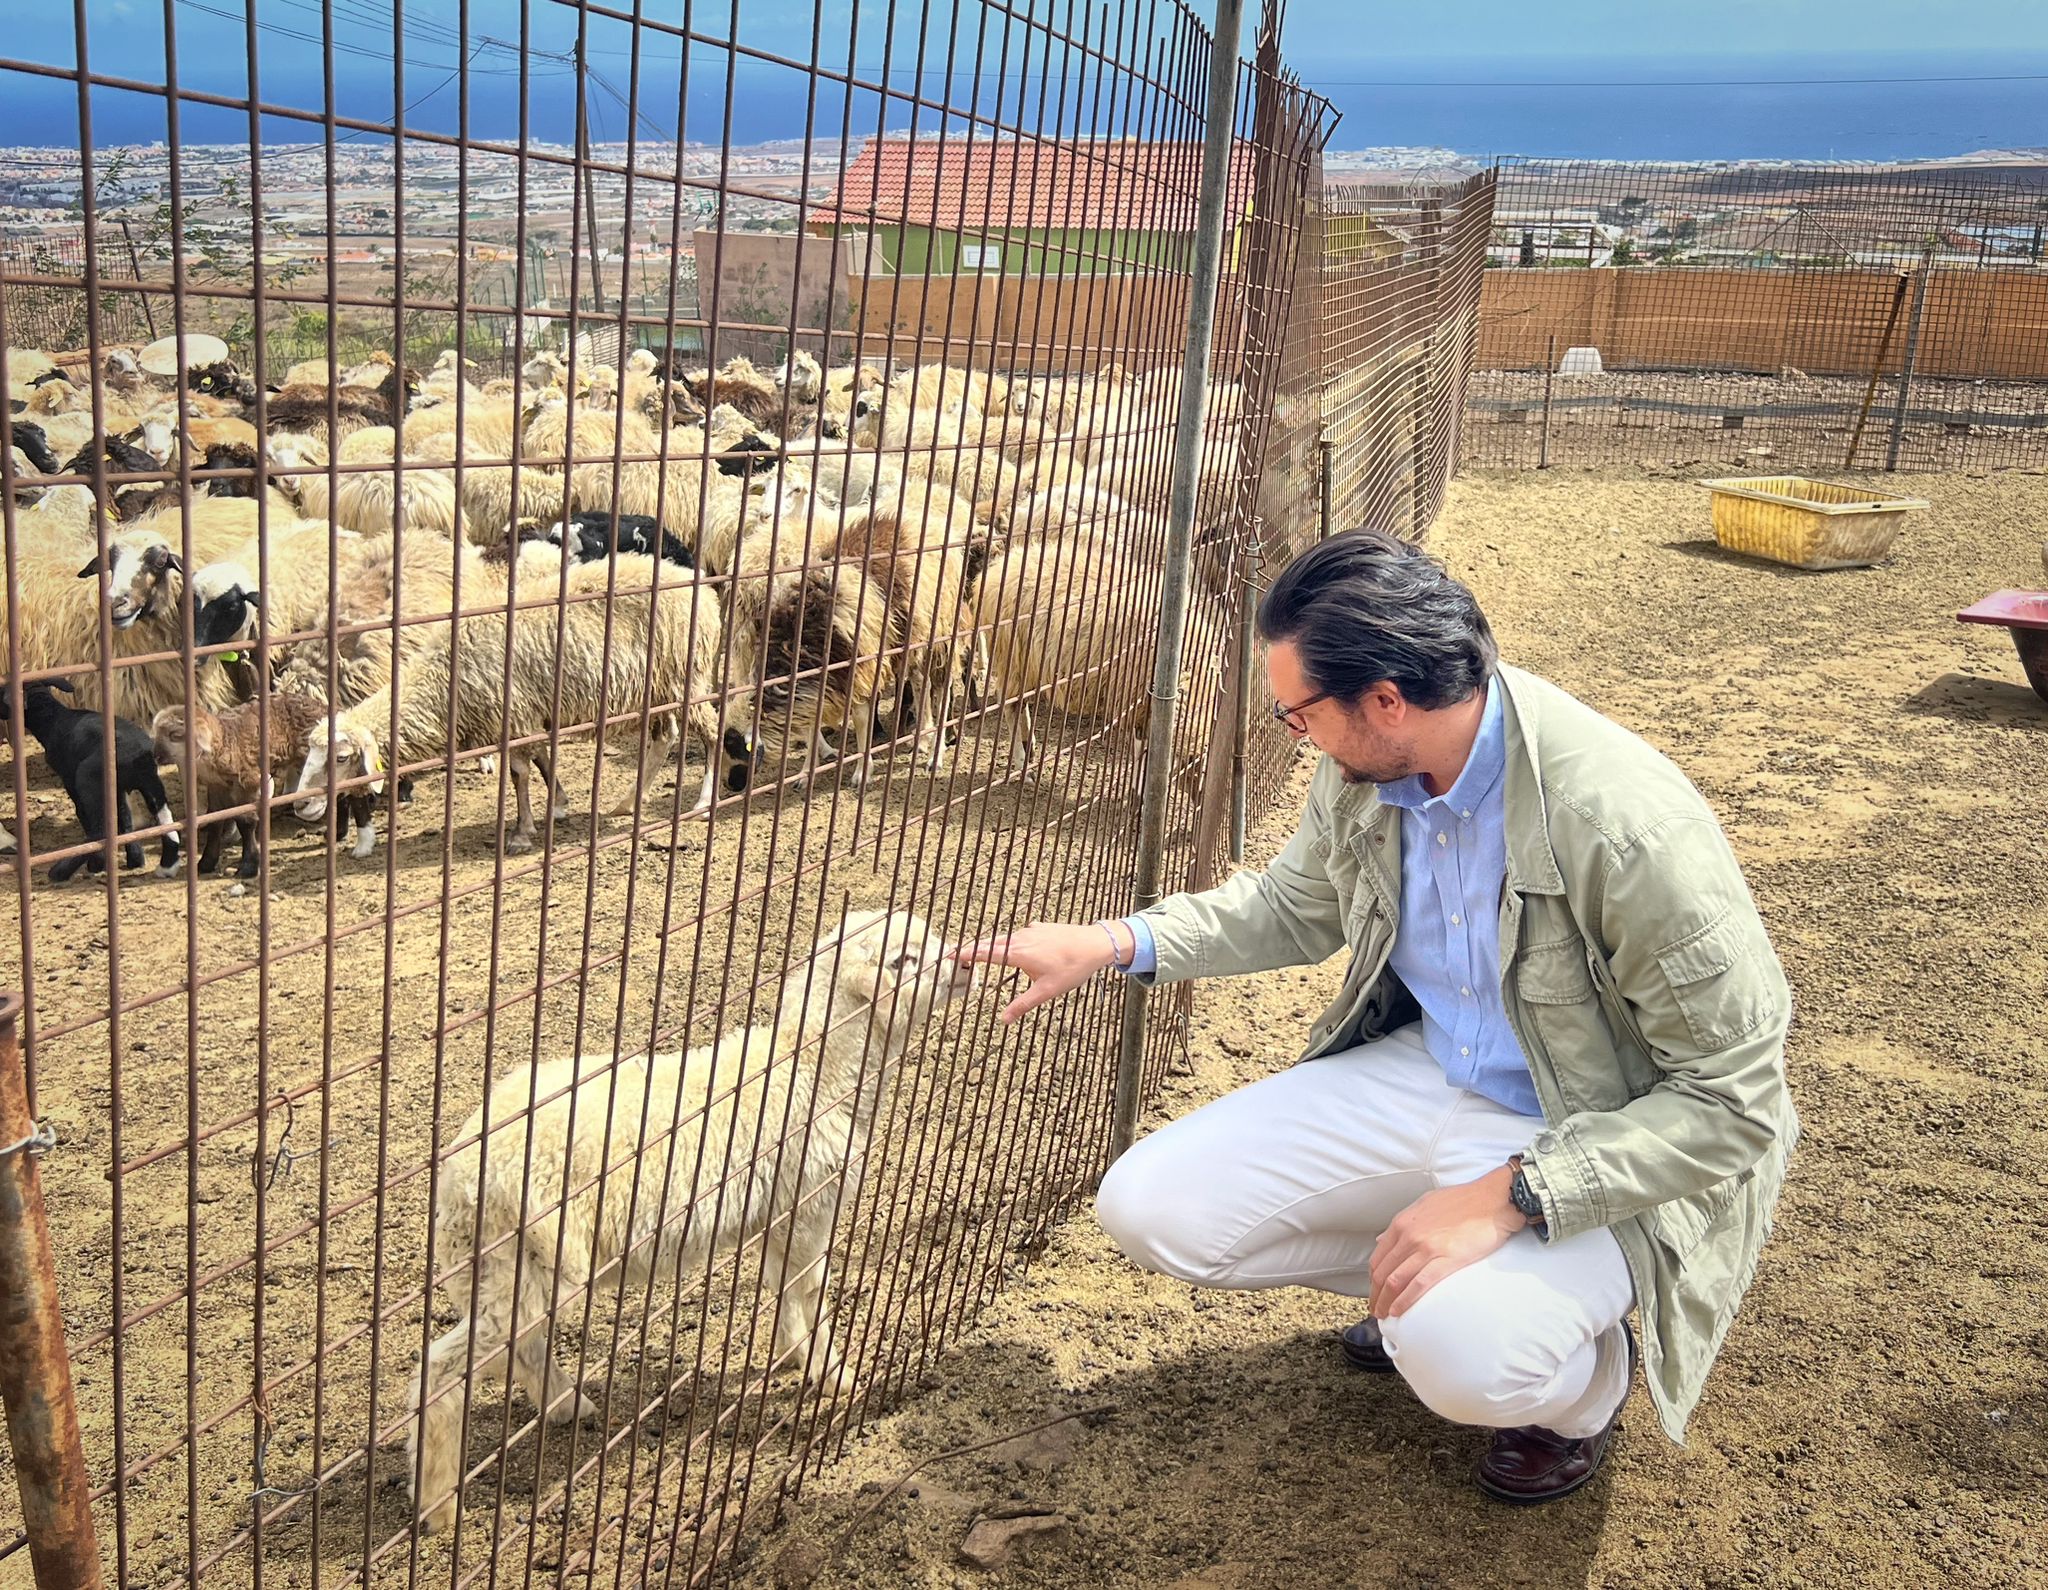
[1333,734,1417,786]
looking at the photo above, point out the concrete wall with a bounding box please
[1477,266,2048,381]
[691,228,875,358]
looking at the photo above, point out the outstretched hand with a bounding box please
[951,922,1124,1023]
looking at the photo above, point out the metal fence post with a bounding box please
[1538,333,1556,468]
[116,218,155,340]
[1410,197,1443,538]
[0,992,104,1590]
[1845,270,1911,470]
[1317,436,1333,537]
[1110,0,1246,1163]
[1229,536,1258,865]
[1884,250,1933,472]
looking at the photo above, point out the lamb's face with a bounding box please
[81,539,180,629]
[828,909,975,1039]
[150,706,190,768]
[293,718,378,821]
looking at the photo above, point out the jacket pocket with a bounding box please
[1516,936,1630,1114]
[1518,936,1593,1004]
[1654,908,1775,1053]
[1648,1171,1746,1262]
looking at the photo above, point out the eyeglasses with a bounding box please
[1271,690,1331,735]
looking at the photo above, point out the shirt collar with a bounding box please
[1375,675,1506,814]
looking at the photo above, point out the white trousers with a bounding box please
[1096,1025,1636,1438]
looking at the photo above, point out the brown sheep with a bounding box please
[264,361,420,439]
[151,690,336,875]
[679,355,793,433]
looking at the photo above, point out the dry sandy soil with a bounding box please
[2,466,2044,1588]
[726,468,2048,1589]
[0,600,1178,1585]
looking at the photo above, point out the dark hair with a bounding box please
[1257,528,1497,710]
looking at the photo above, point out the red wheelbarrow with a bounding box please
[1957,590,2048,703]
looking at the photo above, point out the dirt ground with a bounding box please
[725,468,2048,1589]
[2,466,2044,1588]
[0,631,1164,1585]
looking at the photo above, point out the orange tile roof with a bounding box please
[810,136,1257,234]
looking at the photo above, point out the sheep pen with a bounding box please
[6,462,2043,1589]
[0,401,1204,1586]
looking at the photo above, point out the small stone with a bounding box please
[772,1540,828,1588]
[957,1512,1069,1571]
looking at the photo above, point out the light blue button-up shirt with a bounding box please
[1374,677,1539,1116]
[1120,676,1539,1118]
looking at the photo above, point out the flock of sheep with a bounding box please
[4,329,1244,1536]
[3,332,1240,878]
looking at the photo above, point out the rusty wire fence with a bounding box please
[0,2,1335,1585]
[1464,158,2048,473]
[1318,170,1496,539]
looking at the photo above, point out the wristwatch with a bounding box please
[1506,1154,1548,1237]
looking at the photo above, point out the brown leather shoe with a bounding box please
[1338,1316,1394,1373]
[1472,1323,1635,1506]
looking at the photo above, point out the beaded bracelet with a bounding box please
[1096,920,1129,971]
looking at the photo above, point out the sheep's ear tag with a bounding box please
[219,649,241,666]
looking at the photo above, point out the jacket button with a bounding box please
[1535,1132,1558,1154]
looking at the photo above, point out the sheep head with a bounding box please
[26,377,77,416]
[80,536,183,629]
[192,561,260,652]
[150,704,213,768]
[187,360,252,406]
[780,908,975,1082]
[293,715,383,820]
[776,350,823,405]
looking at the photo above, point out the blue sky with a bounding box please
[1285,0,2046,62]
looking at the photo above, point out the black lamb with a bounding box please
[548,510,695,569]
[62,433,173,519]
[3,680,180,882]
[10,419,61,476]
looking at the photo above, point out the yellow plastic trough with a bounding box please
[1695,475,1929,570]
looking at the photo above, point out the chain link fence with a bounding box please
[1464,157,2048,473]
[1,2,1338,1585]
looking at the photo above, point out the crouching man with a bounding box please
[957,528,1796,1503]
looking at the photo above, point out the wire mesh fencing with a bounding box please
[1465,157,2048,473]
[0,2,1334,1585]
[1316,170,1497,541]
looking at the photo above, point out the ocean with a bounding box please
[1,8,2042,168]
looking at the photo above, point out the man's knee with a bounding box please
[1378,1294,1573,1429]
[1094,1130,1226,1284]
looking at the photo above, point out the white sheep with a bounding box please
[974,523,1168,775]
[401,402,567,542]
[6,498,266,724]
[406,908,975,1534]
[293,550,725,852]
[853,397,1018,508]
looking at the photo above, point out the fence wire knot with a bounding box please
[0,1120,58,1160]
